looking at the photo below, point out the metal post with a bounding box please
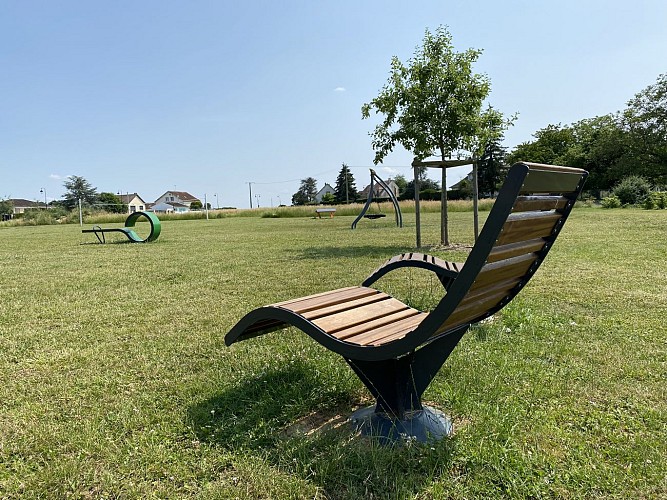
[441,166,448,246]
[248,182,253,208]
[78,198,83,226]
[204,193,209,220]
[345,165,349,204]
[472,155,479,241]
[414,163,421,248]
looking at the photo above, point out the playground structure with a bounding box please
[351,169,403,229]
[82,211,161,244]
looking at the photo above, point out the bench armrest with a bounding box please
[362,253,463,290]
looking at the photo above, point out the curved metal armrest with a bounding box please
[362,252,463,290]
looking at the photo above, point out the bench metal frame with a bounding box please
[225,162,588,442]
[82,211,161,243]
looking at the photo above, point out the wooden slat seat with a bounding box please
[224,162,588,442]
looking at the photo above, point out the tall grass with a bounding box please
[1,199,497,228]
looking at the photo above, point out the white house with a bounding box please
[314,183,335,203]
[154,191,201,209]
[118,193,147,213]
[151,201,190,213]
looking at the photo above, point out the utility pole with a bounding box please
[246,182,253,208]
[344,164,349,204]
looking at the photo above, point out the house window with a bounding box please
[130,206,136,212]
[139,205,144,211]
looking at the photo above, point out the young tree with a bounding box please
[333,164,358,204]
[63,176,98,210]
[99,192,125,213]
[362,26,512,244]
[291,177,318,206]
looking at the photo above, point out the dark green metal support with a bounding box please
[82,211,161,243]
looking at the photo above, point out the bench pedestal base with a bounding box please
[350,405,452,443]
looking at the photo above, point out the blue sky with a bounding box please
[2,0,666,209]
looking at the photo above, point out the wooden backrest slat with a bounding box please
[487,238,546,263]
[473,254,537,289]
[496,212,561,246]
[436,287,513,333]
[512,195,569,212]
[520,169,583,194]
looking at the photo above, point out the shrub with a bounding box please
[601,195,621,209]
[643,191,667,210]
[612,176,652,205]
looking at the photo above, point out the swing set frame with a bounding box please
[351,169,403,229]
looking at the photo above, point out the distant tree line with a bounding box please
[507,74,667,194]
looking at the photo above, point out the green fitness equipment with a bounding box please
[82,211,161,243]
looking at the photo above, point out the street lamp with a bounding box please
[214,193,219,209]
[255,194,260,207]
[39,188,47,210]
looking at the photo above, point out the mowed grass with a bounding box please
[1,209,666,498]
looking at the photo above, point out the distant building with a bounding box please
[8,199,41,215]
[118,193,147,213]
[314,183,335,203]
[358,179,399,200]
[151,201,190,214]
[154,191,201,209]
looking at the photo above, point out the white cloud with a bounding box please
[49,174,62,180]
[380,167,399,176]
[333,87,346,92]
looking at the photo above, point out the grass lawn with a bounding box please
[1,208,666,498]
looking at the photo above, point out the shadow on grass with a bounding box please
[187,361,457,498]
[294,244,410,260]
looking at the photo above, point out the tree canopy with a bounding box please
[508,75,667,192]
[98,192,125,213]
[291,177,318,206]
[362,25,513,245]
[362,26,497,164]
[333,164,358,204]
[62,176,98,210]
[0,198,13,216]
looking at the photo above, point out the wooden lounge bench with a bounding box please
[225,162,588,442]
[315,208,336,218]
[82,211,161,243]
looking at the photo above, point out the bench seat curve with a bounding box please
[224,162,588,442]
